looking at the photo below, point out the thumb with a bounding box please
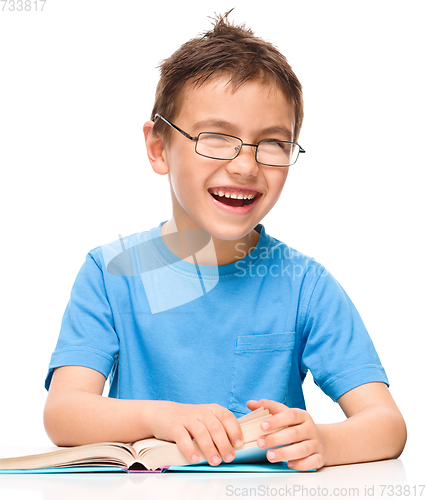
[247,398,288,415]
[246,399,264,411]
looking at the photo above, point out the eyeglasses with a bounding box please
[154,114,305,167]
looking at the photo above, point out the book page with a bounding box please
[0,446,62,460]
[132,437,175,456]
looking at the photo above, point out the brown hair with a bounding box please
[151,10,304,142]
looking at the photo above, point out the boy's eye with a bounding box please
[197,133,239,158]
[257,141,293,164]
[263,139,288,146]
[260,141,291,153]
[198,133,236,151]
[199,133,232,143]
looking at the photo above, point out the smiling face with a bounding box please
[145,75,295,263]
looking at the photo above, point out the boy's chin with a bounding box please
[206,224,260,244]
[169,211,261,244]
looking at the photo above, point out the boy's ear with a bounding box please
[143,121,169,175]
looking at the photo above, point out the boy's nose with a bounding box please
[225,145,259,177]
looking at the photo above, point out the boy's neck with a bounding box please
[160,219,260,267]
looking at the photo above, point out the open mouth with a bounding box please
[208,188,260,207]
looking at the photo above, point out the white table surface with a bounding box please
[0,447,425,500]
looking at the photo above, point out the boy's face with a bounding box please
[157,76,294,242]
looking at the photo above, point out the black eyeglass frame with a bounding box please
[154,113,305,167]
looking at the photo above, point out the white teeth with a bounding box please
[209,189,258,199]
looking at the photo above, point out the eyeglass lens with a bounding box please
[196,133,298,166]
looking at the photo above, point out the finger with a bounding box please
[173,426,205,464]
[203,412,240,463]
[287,453,324,471]
[258,419,312,449]
[212,405,244,448]
[187,417,237,466]
[246,400,264,411]
[186,419,224,466]
[265,440,316,464]
[260,406,307,433]
[251,399,289,415]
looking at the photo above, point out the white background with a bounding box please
[0,0,425,471]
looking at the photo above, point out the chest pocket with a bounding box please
[228,332,295,416]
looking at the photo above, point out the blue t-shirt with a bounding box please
[45,222,388,416]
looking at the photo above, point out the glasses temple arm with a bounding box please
[154,114,197,141]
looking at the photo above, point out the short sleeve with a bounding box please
[299,268,389,402]
[45,252,119,390]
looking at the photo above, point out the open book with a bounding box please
[0,408,302,473]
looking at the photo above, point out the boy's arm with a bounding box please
[44,366,243,466]
[247,382,406,470]
[317,382,406,467]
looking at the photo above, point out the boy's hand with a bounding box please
[246,399,326,471]
[148,402,243,466]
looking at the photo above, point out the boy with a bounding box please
[43,13,406,471]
